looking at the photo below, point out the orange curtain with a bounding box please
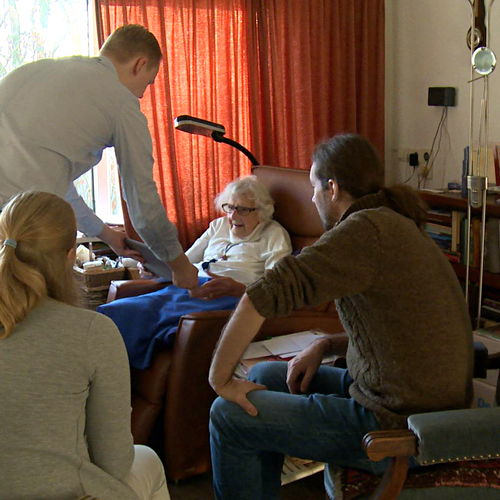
[97,0,384,248]
[248,0,385,170]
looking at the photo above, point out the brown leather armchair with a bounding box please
[107,165,345,481]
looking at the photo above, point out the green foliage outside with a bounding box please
[0,0,89,78]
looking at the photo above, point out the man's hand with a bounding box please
[98,225,144,261]
[286,337,329,394]
[168,253,199,290]
[189,271,246,299]
[213,378,267,417]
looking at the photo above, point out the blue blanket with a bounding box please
[97,278,239,369]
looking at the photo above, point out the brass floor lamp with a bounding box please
[465,0,497,328]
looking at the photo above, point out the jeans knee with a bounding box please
[210,396,233,432]
[249,361,288,387]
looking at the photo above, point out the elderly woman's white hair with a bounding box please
[215,175,274,223]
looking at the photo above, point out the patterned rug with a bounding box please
[339,459,500,499]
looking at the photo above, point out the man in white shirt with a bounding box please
[0,24,198,289]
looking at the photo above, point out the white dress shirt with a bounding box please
[0,55,182,262]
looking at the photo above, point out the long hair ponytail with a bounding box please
[380,185,428,229]
[0,191,77,338]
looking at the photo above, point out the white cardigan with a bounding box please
[186,217,292,286]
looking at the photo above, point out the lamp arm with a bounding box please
[211,132,260,166]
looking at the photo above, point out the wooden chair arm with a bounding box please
[363,430,417,500]
[107,279,170,302]
[363,430,418,462]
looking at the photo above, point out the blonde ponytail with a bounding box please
[0,191,78,338]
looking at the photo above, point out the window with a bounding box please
[0,0,123,224]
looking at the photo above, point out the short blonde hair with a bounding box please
[0,191,77,338]
[100,24,162,67]
[215,175,275,223]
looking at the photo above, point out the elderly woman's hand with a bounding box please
[137,262,158,280]
[189,271,246,300]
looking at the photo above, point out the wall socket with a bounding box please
[403,149,433,179]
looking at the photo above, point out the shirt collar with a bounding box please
[96,55,119,79]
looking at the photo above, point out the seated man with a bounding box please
[208,134,473,500]
[98,175,292,370]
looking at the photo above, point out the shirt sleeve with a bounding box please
[85,313,135,479]
[113,100,183,262]
[246,213,381,318]
[65,183,105,237]
[260,222,293,270]
[185,221,216,264]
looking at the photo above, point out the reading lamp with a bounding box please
[174,115,260,166]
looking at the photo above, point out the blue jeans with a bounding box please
[210,361,385,500]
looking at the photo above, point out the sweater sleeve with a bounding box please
[260,223,293,270]
[185,220,217,264]
[246,213,381,318]
[85,313,135,479]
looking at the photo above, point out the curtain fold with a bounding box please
[97,0,384,248]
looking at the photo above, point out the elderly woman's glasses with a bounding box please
[221,203,258,216]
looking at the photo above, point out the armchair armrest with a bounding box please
[364,407,500,466]
[407,407,500,465]
[107,279,170,303]
[363,430,417,462]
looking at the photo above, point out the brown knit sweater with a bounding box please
[247,192,474,429]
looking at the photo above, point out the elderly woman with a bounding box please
[98,175,292,370]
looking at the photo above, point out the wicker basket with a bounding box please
[73,265,126,310]
[73,265,126,291]
[126,267,141,280]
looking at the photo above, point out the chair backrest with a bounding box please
[252,165,324,250]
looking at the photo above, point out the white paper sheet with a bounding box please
[241,341,273,360]
[262,331,324,356]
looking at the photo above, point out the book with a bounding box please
[485,218,500,273]
[281,456,325,485]
[459,216,469,265]
[462,146,469,197]
[473,218,481,268]
[425,222,453,235]
[427,209,452,225]
[494,145,500,186]
[451,211,463,254]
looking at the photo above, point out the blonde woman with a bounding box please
[0,191,170,500]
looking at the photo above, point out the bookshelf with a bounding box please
[420,191,500,322]
[420,191,500,218]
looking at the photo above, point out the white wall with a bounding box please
[385,0,500,189]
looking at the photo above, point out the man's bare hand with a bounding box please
[98,225,144,261]
[286,337,329,394]
[168,253,199,290]
[213,378,267,417]
[189,271,246,299]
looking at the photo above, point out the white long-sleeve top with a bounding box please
[186,217,292,286]
[0,55,182,262]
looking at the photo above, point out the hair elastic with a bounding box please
[3,238,17,249]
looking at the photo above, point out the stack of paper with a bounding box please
[241,331,325,360]
[281,455,325,485]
